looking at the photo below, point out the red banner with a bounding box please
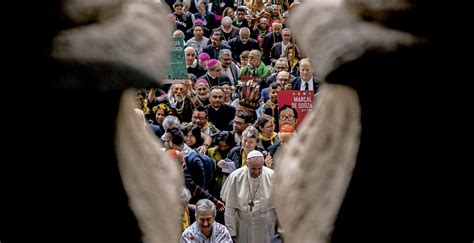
[277,90,314,130]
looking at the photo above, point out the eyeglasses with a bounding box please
[283,34,290,37]
[214,69,222,72]
[279,115,295,121]
[192,116,207,121]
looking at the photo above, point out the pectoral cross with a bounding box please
[248,201,254,212]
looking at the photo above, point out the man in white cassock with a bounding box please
[220,150,277,243]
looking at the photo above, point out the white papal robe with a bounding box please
[220,166,276,243]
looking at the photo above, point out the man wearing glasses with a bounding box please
[278,104,298,129]
[198,59,231,87]
[270,28,292,66]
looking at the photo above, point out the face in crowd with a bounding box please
[173,83,187,102]
[221,84,232,100]
[299,60,314,82]
[155,109,166,124]
[195,83,210,100]
[211,33,221,48]
[247,156,264,178]
[282,29,291,43]
[239,31,250,44]
[248,52,260,68]
[269,85,281,104]
[193,26,204,39]
[242,135,257,154]
[185,48,196,66]
[233,116,248,134]
[185,130,197,147]
[260,119,276,138]
[209,88,224,109]
[192,110,208,129]
[272,23,282,36]
[236,10,246,22]
[219,54,232,69]
[197,210,214,237]
[208,63,222,78]
[279,107,297,127]
[276,71,291,90]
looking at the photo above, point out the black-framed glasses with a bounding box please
[279,115,295,121]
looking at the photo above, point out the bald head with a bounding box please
[277,71,290,83]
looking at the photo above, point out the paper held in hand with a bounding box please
[221,160,237,174]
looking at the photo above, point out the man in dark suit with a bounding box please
[269,28,292,66]
[203,32,230,59]
[291,58,321,92]
[213,16,240,44]
[228,27,260,65]
[262,22,283,65]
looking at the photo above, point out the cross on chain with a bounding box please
[248,201,254,212]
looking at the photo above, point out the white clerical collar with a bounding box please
[187,59,198,68]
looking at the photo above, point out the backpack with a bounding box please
[186,152,216,188]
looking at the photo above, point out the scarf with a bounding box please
[259,132,278,144]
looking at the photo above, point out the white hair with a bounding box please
[239,27,251,35]
[222,16,232,25]
[163,116,180,131]
[195,199,216,217]
[180,187,191,203]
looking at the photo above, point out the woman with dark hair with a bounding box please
[254,114,279,151]
[208,131,236,162]
[221,7,234,20]
[207,131,236,199]
[182,124,205,149]
[282,43,301,77]
[152,103,172,133]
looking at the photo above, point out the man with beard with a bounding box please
[195,79,211,106]
[167,82,202,123]
[213,16,240,44]
[185,47,207,78]
[240,49,271,78]
[228,27,260,65]
[205,86,236,132]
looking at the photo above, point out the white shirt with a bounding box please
[185,36,209,54]
[299,78,314,91]
[281,41,291,57]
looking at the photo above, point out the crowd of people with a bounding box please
[139,1,322,242]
